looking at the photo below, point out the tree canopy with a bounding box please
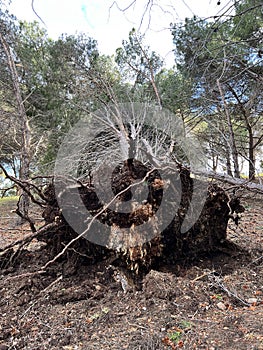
[0,0,262,193]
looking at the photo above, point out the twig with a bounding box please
[31,0,46,26]
[4,270,46,282]
[248,255,263,266]
[0,227,32,231]
[192,271,216,282]
[209,274,250,306]
[15,194,36,232]
[39,275,63,294]
[0,185,17,197]
[128,322,148,330]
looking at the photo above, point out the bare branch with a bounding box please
[0,165,47,206]
[31,0,46,26]
[194,170,263,195]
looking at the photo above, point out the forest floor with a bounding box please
[0,189,262,350]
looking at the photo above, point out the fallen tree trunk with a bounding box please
[194,170,263,195]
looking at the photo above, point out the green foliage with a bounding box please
[180,320,192,329]
[172,1,263,85]
[1,0,262,178]
[156,68,193,114]
[12,23,109,169]
[115,28,163,85]
[169,331,182,343]
[233,0,263,43]
[170,0,263,176]
[0,9,127,172]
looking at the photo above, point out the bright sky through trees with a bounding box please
[8,0,233,67]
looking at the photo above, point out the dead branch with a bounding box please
[31,0,46,26]
[194,170,263,195]
[15,195,36,232]
[0,164,48,206]
[208,273,250,306]
[0,184,17,197]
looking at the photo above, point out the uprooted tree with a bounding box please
[0,102,248,284]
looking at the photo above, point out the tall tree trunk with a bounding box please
[226,151,233,177]
[212,154,218,172]
[248,127,255,180]
[0,32,31,221]
[226,83,259,181]
[217,80,240,178]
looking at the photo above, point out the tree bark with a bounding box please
[226,150,233,177]
[194,170,263,195]
[217,80,240,178]
[0,32,31,221]
[226,83,261,180]
[248,126,255,180]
